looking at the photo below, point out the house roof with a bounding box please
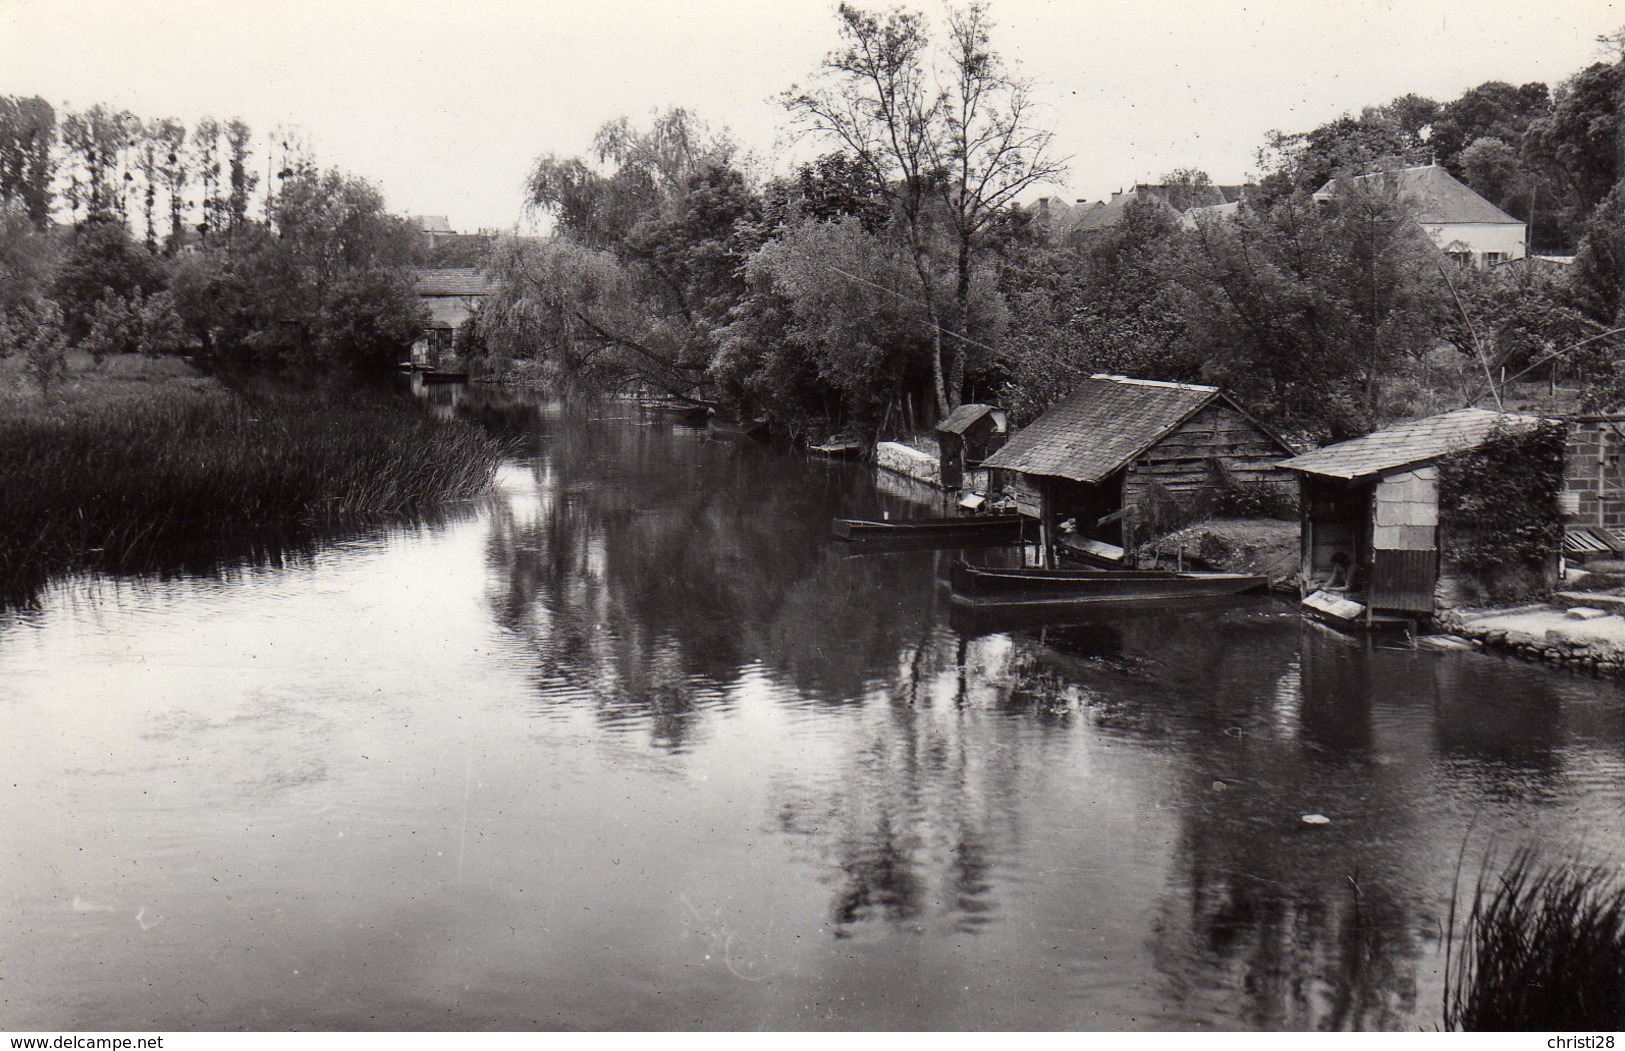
[1278,407,1544,480]
[414,267,493,297]
[936,403,999,435]
[1314,165,1522,226]
[983,375,1275,484]
[1182,201,1242,228]
[411,215,453,234]
[1070,190,1181,235]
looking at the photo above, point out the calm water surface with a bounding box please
[3,387,1623,1031]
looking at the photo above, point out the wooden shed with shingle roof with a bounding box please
[934,403,1008,488]
[1278,407,1547,618]
[410,267,494,367]
[982,375,1296,566]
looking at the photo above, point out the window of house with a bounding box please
[1446,251,1473,267]
[1482,252,1507,266]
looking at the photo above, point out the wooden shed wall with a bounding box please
[1371,467,1438,550]
[1122,401,1292,505]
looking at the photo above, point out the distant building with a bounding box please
[1031,182,1251,242]
[1313,164,1526,267]
[409,215,456,252]
[934,403,1009,489]
[983,375,1295,566]
[410,267,493,367]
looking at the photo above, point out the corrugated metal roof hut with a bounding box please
[1278,407,1546,619]
[982,375,1296,566]
[934,403,1008,488]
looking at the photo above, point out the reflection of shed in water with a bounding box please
[934,403,1008,489]
[1278,408,1546,622]
[981,375,1295,566]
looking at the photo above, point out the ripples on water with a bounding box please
[1,386,1622,1031]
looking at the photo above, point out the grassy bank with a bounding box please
[0,353,508,600]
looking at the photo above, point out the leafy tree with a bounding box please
[238,167,424,367]
[0,200,60,322]
[225,119,257,239]
[151,117,189,248]
[719,215,949,433]
[53,219,167,342]
[781,152,891,233]
[996,198,1190,421]
[1257,94,1437,200]
[14,299,68,395]
[59,105,137,223]
[1430,81,1550,166]
[192,116,223,243]
[0,95,55,227]
[1524,61,1621,223]
[1174,176,1444,438]
[79,289,188,365]
[504,109,761,398]
[784,2,1063,416]
[1572,179,1625,326]
[1436,258,1596,402]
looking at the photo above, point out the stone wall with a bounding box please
[1564,418,1625,533]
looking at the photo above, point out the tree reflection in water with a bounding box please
[455,386,1624,1029]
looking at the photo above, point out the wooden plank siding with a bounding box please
[1122,402,1295,504]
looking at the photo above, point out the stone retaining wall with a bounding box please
[1434,604,1625,674]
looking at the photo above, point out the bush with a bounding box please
[1439,421,1565,602]
[1213,480,1299,520]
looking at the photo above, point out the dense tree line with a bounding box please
[0,99,425,389]
[476,5,1625,442]
[4,3,1621,443]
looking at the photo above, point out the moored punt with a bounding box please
[640,399,712,423]
[809,439,866,459]
[832,515,1027,544]
[710,413,769,440]
[420,369,469,383]
[949,559,1268,607]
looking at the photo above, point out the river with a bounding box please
[2,385,1622,1031]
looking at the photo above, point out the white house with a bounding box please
[1314,164,1526,267]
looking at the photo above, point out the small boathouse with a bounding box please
[982,375,1296,566]
[1278,407,1553,623]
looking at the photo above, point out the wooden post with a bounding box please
[1300,479,1312,597]
[1037,479,1054,568]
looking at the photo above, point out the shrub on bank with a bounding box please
[0,367,508,599]
[1445,847,1625,1030]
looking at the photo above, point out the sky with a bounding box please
[0,0,1620,232]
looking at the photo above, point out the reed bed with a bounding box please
[1444,847,1625,1030]
[0,372,509,599]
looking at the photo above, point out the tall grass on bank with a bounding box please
[1444,847,1625,1030]
[0,381,508,601]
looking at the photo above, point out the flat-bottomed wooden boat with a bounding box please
[833,515,1027,544]
[949,560,1268,607]
[640,399,711,423]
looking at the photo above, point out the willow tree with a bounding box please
[501,108,763,399]
[784,2,1064,416]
